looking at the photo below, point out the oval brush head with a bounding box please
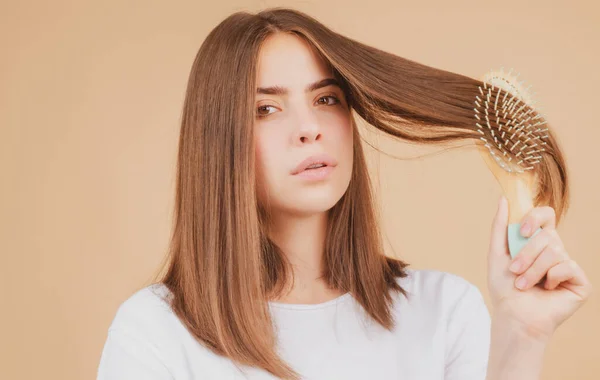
[475,67,548,258]
[476,67,549,174]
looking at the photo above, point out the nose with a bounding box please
[292,108,322,145]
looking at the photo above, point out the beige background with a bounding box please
[1,0,598,379]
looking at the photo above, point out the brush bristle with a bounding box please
[475,67,549,173]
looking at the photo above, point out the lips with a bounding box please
[291,153,338,175]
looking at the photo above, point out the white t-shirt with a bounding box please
[97,268,491,379]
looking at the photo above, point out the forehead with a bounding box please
[256,33,332,88]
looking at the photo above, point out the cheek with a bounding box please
[254,133,282,184]
[254,137,267,181]
[336,119,355,177]
[334,117,354,152]
[254,136,270,204]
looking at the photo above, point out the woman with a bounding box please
[97,7,592,380]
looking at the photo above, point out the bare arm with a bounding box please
[485,197,592,380]
[486,313,549,380]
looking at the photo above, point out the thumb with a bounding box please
[488,195,510,265]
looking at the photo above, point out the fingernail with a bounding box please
[509,260,522,273]
[521,223,530,236]
[515,277,527,290]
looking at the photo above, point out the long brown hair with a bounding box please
[154,7,569,379]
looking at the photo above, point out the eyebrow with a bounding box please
[256,78,341,95]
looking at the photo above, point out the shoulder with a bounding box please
[395,268,489,318]
[398,267,485,298]
[98,283,183,378]
[105,283,180,345]
[109,283,173,324]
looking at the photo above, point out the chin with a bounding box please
[284,189,346,216]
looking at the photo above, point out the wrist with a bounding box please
[491,309,553,346]
[487,313,550,380]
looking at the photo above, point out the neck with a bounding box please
[267,209,342,304]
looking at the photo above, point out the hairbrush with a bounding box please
[474,67,547,259]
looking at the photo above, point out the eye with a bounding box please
[256,95,342,120]
[256,105,277,119]
[316,95,340,106]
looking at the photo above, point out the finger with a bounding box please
[548,259,593,291]
[544,259,593,302]
[544,259,578,290]
[489,196,509,263]
[514,244,566,290]
[519,206,557,238]
[508,228,564,275]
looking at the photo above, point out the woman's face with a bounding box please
[254,33,354,217]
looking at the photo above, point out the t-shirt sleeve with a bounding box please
[97,328,174,380]
[444,283,491,380]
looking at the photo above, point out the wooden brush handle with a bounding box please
[477,144,537,224]
[477,144,544,258]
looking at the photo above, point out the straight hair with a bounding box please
[154,7,569,379]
